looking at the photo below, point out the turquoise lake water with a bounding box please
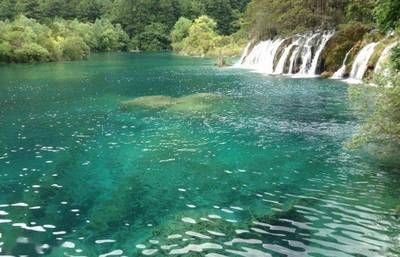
[0,53,399,257]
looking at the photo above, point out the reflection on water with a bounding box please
[0,53,399,257]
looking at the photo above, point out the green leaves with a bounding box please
[390,44,400,71]
[374,0,400,32]
[170,15,245,57]
[244,0,344,39]
[0,15,128,63]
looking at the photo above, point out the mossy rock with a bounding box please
[120,93,224,114]
[320,71,333,78]
[362,42,387,80]
[121,96,176,110]
[169,93,223,113]
[321,22,370,73]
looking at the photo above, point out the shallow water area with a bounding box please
[0,52,399,257]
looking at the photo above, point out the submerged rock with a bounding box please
[169,93,222,113]
[120,93,223,113]
[121,95,175,110]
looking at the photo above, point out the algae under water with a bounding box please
[0,52,399,257]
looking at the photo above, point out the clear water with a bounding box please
[0,53,399,257]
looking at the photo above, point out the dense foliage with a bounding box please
[0,0,250,55]
[349,65,400,166]
[374,0,400,32]
[0,15,128,62]
[170,15,244,57]
[243,0,349,39]
[1,0,399,62]
[243,0,399,39]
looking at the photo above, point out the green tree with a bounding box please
[345,0,375,24]
[203,0,236,35]
[349,44,400,166]
[76,0,111,22]
[93,18,128,51]
[15,0,41,19]
[138,22,170,51]
[244,0,348,39]
[170,17,192,51]
[390,44,400,71]
[180,15,219,56]
[0,0,17,20]
[61,36,90,60]
[374,0,400,32]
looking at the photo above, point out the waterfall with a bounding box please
[346,42,378,83]
[238,38,284,74]
[308,32,334,75]
[259,39,285,74]
[236,31,334,77]
[236,42,251,66]
[374,42,398,74]
[274,39,299,74]
[331,49,351,79]
[252,40,274,71]
[295,33,319,75]
[288,44,302,74]
[241,40,271,67]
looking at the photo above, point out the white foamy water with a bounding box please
[346,42,378,83]
[332,49,352,79]
[237,31,334,77]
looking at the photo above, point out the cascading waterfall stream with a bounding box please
[308,32,334,75]
[374,42,398,74]
[346,42,378,83]
[295,34,320,75]
[236,42,251,67]
[287,43,302,74]
[237,31,396,84]
[236,32,334,77]
[262,39,286,74]
[274,39,299,74]
[331,49,352,79]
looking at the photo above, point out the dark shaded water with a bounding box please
[0,53,399,257]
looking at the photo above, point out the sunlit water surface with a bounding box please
[0,53,399,257]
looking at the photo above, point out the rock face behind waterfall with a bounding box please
[237,31,334,77]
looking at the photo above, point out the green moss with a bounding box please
[320,71,333,78]
[121,96,176,110]
[321,22,370,73]
[121,93,224,114]
[169,93,223,113]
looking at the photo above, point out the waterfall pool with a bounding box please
[0,53,399,257]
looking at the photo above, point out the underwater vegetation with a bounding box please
[120,93,224,113]
[1,53,399,257]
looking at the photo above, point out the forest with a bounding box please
[0,0,399,63]
[0,0,250,62]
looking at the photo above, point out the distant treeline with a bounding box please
[0,16,128,62]
[0,0,249,54]
[1,0,399,63]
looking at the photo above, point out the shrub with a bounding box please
[170,17,192,52]
[391,44,400,71]
[13,42,50,62]
[0,15,128,63]
[61,36,90,61]
[138,23,170,51]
